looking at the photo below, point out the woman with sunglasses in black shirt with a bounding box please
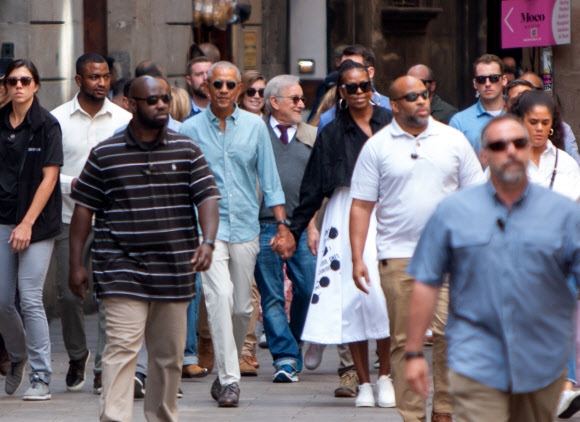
[0,59,63,401]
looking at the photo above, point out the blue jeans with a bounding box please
[254,223,315,370]
[0,225,53,384]
[183,274,202,366]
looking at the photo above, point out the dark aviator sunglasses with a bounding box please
[212,80,237,90]
[132,94,172,105]
[246,87,264,98]
[486,138,528,152]
[6,76,34,86]
[340,81,372,95]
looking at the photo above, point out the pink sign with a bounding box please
[501,0,570,49]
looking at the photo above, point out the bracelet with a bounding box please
[404,351,424,360]
[202,239,215,249]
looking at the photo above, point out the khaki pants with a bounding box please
[379,258,453,421]
[242,281,260,357]
[201,237,259,385]
[100,297,189,422]
[449,370,564,422]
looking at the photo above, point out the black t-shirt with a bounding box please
[0,111,31,224]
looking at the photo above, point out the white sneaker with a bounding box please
[355,383,375,407]
[304,343,326,370]
[557,389,580,418]
[376,375,396,408]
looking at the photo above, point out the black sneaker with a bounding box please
[134,372,146,399]
[5,359,28,395]
[93,373,102,395]
[210,376,222,401]
[66,350,90,391]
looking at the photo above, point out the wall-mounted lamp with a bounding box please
[298,59,315,74]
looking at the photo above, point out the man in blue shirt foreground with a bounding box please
[405,115,580,422]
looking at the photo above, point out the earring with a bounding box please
[339,98,348,110]
[549,128,554,136]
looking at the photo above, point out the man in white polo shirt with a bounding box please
[349,75,485,422]
[50,53,132,394]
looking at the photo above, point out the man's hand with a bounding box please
[9,222,33,253]
[272,226,296,260]
[406,357,431,399]
[191,243,213,272]
[69,265,89,299]
[352,259,370,294]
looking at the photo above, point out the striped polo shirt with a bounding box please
[71,125,221,301]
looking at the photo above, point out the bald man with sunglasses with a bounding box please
[179,61,293,407]
[349,75,484,422]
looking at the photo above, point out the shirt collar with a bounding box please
[206,102,240,123]
[71,93,113,118]
[269,115,297,130]
[388,115,435,140]
[124,122,168,150]
[475,99,505,118]
[486,179,531,208]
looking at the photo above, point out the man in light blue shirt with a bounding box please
[405,115,580,421]
[180,61,294,408]
[449,54,507,153]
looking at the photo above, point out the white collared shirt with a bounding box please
[51,94,132,223]
[269,116,297,144]
[527,140,580,201]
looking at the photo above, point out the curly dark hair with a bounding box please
[509,90,564,150]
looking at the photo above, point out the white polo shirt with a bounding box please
[351,116,485,259]
[51,94,132,223]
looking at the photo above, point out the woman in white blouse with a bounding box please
[510,89,580,201]
[510,89,580,418]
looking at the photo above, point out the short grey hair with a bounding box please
[480,115,529,148]
[265,74,300,114]
[207,61,241,83]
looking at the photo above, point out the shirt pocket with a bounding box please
[521,232,563,276]
[449,230,492,297]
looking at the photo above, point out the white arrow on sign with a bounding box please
[504,7,514,33]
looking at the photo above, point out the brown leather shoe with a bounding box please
[182,363,209,378]
[251,356,259,369]
[334,370,359,397]
[218,382,240,407]
[239,355,258,376]
[431,412,453,422]
[197,337,214,373]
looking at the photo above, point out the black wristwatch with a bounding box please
[202,239,215,249]
[404,351,424,360]
[276,219,291,228]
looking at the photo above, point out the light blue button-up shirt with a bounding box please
[180,104,285,243]
[449,100,504,153]
[408,181,580,393]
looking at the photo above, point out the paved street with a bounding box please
[1,313,578,421]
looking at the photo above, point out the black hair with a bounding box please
[334,59,370,120]
[76,53,107,75]
[4,58,41,87]
[342,45,375,68]
[509,90,564,150]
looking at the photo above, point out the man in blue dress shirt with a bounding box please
[405,115,580,422]
[180,61,294,408]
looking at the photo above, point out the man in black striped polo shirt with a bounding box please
[68,76,220,421]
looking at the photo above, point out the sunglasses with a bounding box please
[6,76,34,86]
[279,95,306,105]
[132,94,172,105]
[246,87,264,98]
[212,80,237,90]
[474,74,502,84]
[340,81,372,95]
[396,90,429,102]
[486,138,528,152]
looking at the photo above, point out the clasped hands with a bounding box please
[270,226,296,260]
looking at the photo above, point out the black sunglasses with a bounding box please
[396,90,429,102]
[474,74,502,84]
[246,87,264,98]
[340,81,372,95]
[212,80,237,90]
[6,76,34,86]
[279,95,306,105]
[132,94,172,105]
[486,138,529,152]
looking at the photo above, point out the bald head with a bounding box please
[520,72,543,90]
[407,64,436,97]
[389,76,431,135]
[389,75,427,100]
